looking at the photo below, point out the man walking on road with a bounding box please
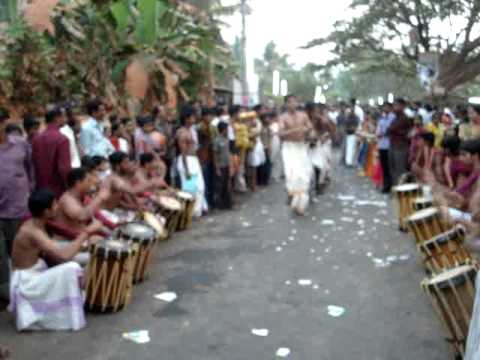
[279,94,313,215]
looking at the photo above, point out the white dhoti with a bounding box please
[345,134,357,166]
[465,273,480,360]
[310,139,333,184]
[9,259,86,331]
[176,155,208,217]
[282,141,313,214]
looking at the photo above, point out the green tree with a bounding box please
[305,0,480,94]
[255,41,318,103]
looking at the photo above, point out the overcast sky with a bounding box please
[221,0,353,69]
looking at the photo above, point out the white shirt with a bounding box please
[60,125,81,168]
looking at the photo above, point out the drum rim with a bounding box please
[426,264,476,289]
[91,239,134,258]
[422,228,461,250]
[407,207,438,223]
[176,191,194,200]
[158,196,182,211]
[393,183,420,192]
[118,222,156,243]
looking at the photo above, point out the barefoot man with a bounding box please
[279,94,313,215]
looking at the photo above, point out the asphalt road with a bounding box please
[0,163,450,360]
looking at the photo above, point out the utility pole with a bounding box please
[240,0,249,106]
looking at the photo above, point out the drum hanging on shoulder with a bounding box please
[392,183,421,230]
[118,222,157,283]
[421,264,478,357]
[176,191,195,231]
[85,239,135,313]
[418,225,471,274]
[406,207,448,244]
[157,196,182,238]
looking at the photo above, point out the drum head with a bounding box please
[427,264,476,289]
[93,239,133,259]
[119,222,156,243]
[393,183,420,192]
[414,197,432,205]
[407,207,438,223]
[177,191,194,201]
[159,196,182,211]
[143,212,166,237]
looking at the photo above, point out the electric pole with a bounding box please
[240,0,249,105]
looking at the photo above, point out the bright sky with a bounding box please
[221,0,353,69]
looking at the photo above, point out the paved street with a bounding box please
[0,163,449,359]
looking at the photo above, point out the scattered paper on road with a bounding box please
[340,217,354,223]
[327,305,346,317]
[251,328,269,337]
[354,200,387,207]
[298,279,313,286]
[276,246,283,252]
[276,347,291,357]
[321,219,335,225]
[242,222,251,227]
[154,292,177,302]
[338,195,356,201]
[123,330,150,344]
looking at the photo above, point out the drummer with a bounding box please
[10,189,103,331]
[104,151,154,211]
[136,153,169,192]
[55,168,111,239]
[427,139,480,224]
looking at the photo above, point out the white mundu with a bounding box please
[9,259,86,331]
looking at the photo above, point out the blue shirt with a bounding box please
[79,117,115,157]
[376,112,395,150]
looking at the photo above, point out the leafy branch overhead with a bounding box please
[304,0,480,93]
[0,0,237,116]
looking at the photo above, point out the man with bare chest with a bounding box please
[278,95,313,215]
[10,190,102,331]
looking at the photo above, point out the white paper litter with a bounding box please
[276,246,283,252]
[154,292,177,302]
[354,200,387,207]
[242,221,251,227]
[312,284,319,290]
[298,279,313,286]
[340,217,354,223]
[321,219,335,225]
[312,216,317,221]
[310,248,316,253]
[399,254,411,261]
[276,347,291,357]
[373,218,380,223]
[324,289,330,295]
[261,209,268,215]
[338,195,356,201]
[285,280,291,285]
[291,229,297,234]
[251,328,269,337]
[357,230,365,236]
[123,330,150,344]
[327,305,346,317]
[312,235,318,240]
[282,241,287,246]
[316,256,322,261]
[366,252,372,257]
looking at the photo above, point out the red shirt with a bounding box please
[32,123,71,197]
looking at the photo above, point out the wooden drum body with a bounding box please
[157,196,182,238]
[85,239,135,313]
[418,226,471,274]
[118,222,157,283]
[176,191,195,231]
[406,207,448,245]
[422,264,478,356]
[393,183,421,230]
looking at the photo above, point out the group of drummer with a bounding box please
[390,129,480,356]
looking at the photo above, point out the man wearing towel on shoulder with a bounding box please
[278,94,313,216]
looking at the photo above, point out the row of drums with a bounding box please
[394,182,477,357]
[83,191,195,313]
